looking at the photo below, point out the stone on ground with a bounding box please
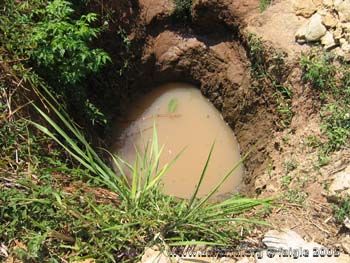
[329,165,350,197]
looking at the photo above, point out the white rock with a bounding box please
[334,46,345,56]
[0,243,8,258]
[329,166,350,195]
[305,14,327,41]
[335,0,350,22]
[334,0,343,6]
[317,8,328,16]
[295,22,309,43]
[323,0,334,7]
[341,236,350,254]
[257,230,350,262]
[344,217,350,230]
[333,26,344,39]
[294,0,320,17]
[341,41,350,52]
[322,13,338,28]
[140,247,171,263]
[334,46,347,59]
[321,31,337,49]
[342,23,350,34]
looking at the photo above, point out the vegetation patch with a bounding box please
[333,196,350,224]
[259,0,271,12]
[300,52,350,154]
[247,34,293,128]
[173,0,193,22]
[0,0,110,127]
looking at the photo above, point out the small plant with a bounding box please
[281,175,292,188]
[317,150,330,167]
[259,0,271,12]
[173,0,192,22]
[85,99,107,126]
[248,35,292,128]
[321,103,350,153]
[274,85,293,127]
[247,34,266,77]
[334,197,350,223]
[117,27,131,76]
[300,53,336,91]
[284,189,307,204]
[305,135,321,148]
[284,159,298,174]
[167,98,178,113]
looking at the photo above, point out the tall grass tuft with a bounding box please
[31,85,272,250]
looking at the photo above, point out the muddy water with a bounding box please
[112,83,243,199]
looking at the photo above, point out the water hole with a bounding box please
[112,83,244,199]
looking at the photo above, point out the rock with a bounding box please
[317,8,328,16]
[262,229,319,250]
[0,243,8,258]
[322,13,338,28]
[342,23,350,35]
[335,0,350,22]
[334,0,343,6]
[329,166,350,197]
[344,217,350,229]
[295,22,309,43]
[306,14,327,41]
[333,26,344,39]
[323,0,334,7]
[257,229,350,262]
[294,0,321,18]
[321,31,337,49]
[140,247,171,263]
[334,46,345,57]
[333,46,350,61]
[340,37,347,44]
[340,38,350,56]
[296,14,327,42]
[341,236,350,254]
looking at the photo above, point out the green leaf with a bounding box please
[167,98,178,113]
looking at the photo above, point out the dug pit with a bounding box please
[85,0,348,251]
[91,0,301,201]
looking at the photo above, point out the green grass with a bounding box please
[301,52,350,154]
[259,0,271,12]
[281,175,292,188]
[305,135,322,148]
[333,197,350,223]
[300,53,336,91]
[284,189,307,205]
[0,85,272,262]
